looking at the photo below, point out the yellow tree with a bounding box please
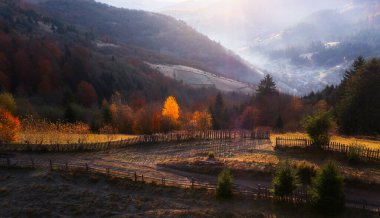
[193,110,212,130]
[162,96,180,121]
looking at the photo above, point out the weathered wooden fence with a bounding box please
[0,158,379,213]
[275,138,313,148]
[0,130,270,152]
[275,137,380,161]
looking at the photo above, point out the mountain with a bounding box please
[28,0,261,83]
[242,0,380,94]
[95,0,182,11]
[0,0,232,121]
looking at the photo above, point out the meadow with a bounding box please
[17,118,133,145]
[17,133,133,145]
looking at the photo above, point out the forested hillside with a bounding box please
[28,0,261,83]
[0,0,221,122]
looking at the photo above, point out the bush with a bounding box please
[346,144,363,164]
[302,111,333,147]
[0,108,21,143]
[272,160,298,197]
[216,169,233,199]
[309,161,345,214]
[295,161,317,185]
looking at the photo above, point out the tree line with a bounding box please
[304,56,380,136]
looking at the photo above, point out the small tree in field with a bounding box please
[0,108,21,143]
[309,161,345,214]
[192,110,212,130]
[216,169,233,199]
[272,160,298,197]
[302,111,333,147]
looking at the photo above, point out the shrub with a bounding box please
[192,110,212,131]
[309,161,345,214]
[295,161,317,185]
[302,111,333,147]
[216,169,233,199]
[346,144,363,164]
[0,108,21,143]
[272,160,298,197]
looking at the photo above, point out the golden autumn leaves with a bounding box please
[162,96,180,121]
[162,96,212,131]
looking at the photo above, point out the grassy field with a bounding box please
[272,132,380,149]
[17,133,135,144]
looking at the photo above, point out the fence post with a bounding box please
[85,163,89,171]
[141,174,144,182]
[134,172,137,182]
[191,177,194,189]
[49,159,52,170]
[106,168,110,177]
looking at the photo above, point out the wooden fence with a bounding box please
[275,137,380,161]
[0,158,379,213]
[275,138,313,148]
[0,130,270,153]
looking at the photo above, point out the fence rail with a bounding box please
[275,137,380,161]
[0,130,270,153]
[0,158,379,213]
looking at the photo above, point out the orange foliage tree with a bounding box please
[162,96,180,121]
[0,108,21,143]
[192,110,212,130]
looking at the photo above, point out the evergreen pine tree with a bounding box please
[256,74,277,97]
[309,161,345,214]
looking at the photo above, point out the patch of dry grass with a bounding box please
[17,133,135,144]
[272,132,380,149]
